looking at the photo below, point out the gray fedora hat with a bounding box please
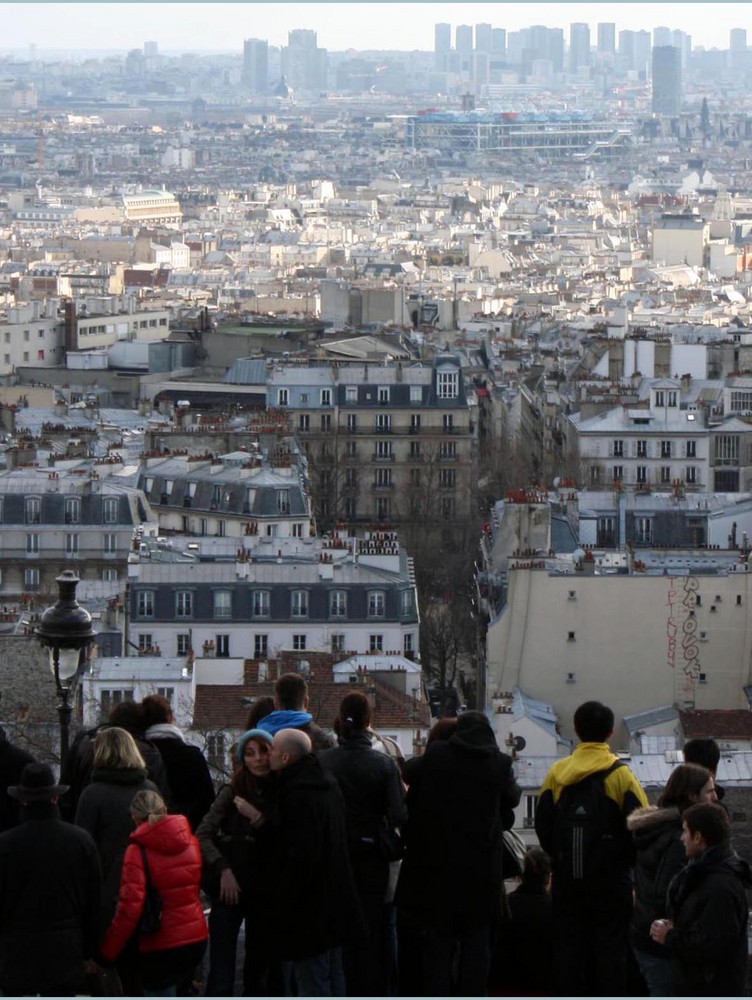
[8,762,69,801]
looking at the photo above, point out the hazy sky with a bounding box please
[2,3,750,53]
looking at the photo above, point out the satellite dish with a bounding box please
[512,735,527,753]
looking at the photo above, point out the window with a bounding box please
[400,590,414,616]
[321,414,331,432]
[613,466,623,483]
[345,497,357,519]
[524,794,537,828]
[369,634,384,652]
[26,533,39,554]
[375,496,390,519]
[321,388,332,406]
[440,468,456,488]
[207,734,226,771]
[376,413,391,432]
[637,440,647,458]
[100,689,135,720]
[176,591,193,618]
[101,532,116,554]
[277,388,289,406]
[345,468,358,488]
[656,391,664,406]
[590,465,601,486]
[216,634,230,658]
[375,440,393,460]
[686,466,697,484]
[661,441,672,459]
[613,440,624,458]
[214,590,232,619]
[437,370,459,398]
[375,468,392,488]
[636,517,653,544]
[347,414,357,433]
[404,632,415,655]
[138,634,152,652]
[291,590,309,618]
[345,386,357,403]
[410,441,421,459]
[368,591,385,617]
[567,631,576,641]
[102,568,118,582]
[597,517,616,547]
[298,414,310,432]
[157,687,174,703]
[661,466,671,484]
[65,497,80,524]
[66,533,79,555]
[103,497,118,523]
[410,468,421,487]
[668,391,677,407]
[293,634,307,651]
[331,633,346,653]
[252,591,270,617]
[254,634,268,658]
[24,567,40,590]
[346,441,357,458]
[440,441,456,459]
[378,386,390,404]
[715,435,740,463]
[137,591,154,617]
[410,385,422,403]
[25,497,40,524]
[177,634,191,656]
[276,490,290,514]
[637,466,647,484]
[443,414,454,433]
[329,591,347,618]
[292,523,304,538]
[440,496,455,518]
[686,440,696,458]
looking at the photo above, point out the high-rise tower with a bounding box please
[652,45,682,115]
[243,38,269,94]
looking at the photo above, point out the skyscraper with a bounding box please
[434,22,451,71]
[281,29,327,92]
[569,22,591,74]
[653,26,672,47]
[491,28,506,55]
[730,27,747,52]
[597,23,616,55]
[455,25,474,53]
[475,23,493,53]
[243,38,269,94]
[652,45,682,115]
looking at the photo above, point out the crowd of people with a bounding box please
[0,686,748,997]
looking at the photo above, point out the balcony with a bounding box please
[372,453,395,463]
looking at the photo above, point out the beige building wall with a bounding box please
[486,567,752,745]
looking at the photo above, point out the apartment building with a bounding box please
[266,354,475,527]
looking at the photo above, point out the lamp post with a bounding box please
[34,571,95,766]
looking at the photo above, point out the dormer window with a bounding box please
[437,370,459,399]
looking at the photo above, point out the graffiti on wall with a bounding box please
[666,576,701,696]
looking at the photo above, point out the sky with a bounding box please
[1,3,750,54]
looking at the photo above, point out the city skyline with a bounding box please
[2,3,752,55]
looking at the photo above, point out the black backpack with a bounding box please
[553,760,627,883]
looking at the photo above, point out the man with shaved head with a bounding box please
[267,729,364,996]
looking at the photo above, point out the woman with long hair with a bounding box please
[628,762,718,995]
[196,728,276,996]
[99,790,207,997]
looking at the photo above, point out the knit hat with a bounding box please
[235,727,273,764]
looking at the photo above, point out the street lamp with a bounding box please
[35,571,95,766]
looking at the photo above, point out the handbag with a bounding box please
[83,966,124,997]
[137,844,163,936]
[501,828,527,878]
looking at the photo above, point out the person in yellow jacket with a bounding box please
[535,700,648,998]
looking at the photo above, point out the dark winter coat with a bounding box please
[61,725,170,819]
[0,733,35,832]
[504,881,554,995]
[395,719,521,920]
[267,753,365,960]
[100,813,207,961]
[74,766,158,926]
[0,802,102,995]
[665,843,752,996]
[144,724,215,832]
[627,805,686,956]
[195,781,274,900]
[318,730,407,845]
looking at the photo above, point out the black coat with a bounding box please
[395,722,521,919]
[0,803,102,995]
[0,734,35,832]
[666,844,752,996]
[627,805,686,955]
[267,754,365,960]
[318,731,407,844]
[144,727,215,832]
[504,881,554,994]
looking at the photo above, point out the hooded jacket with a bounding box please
[535,742,649,881]
[665,843,752,996]
[627,805,686,954]
[143,724,215,832]
[100,813,207,961]
[395,716,521,919]
[257,709,335,750]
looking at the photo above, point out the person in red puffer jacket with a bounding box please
[99,789,208,997]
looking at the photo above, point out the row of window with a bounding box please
[610,440,697,459]
[146,482,292,515]
[143,631,416,658]
[594,466,699,485]
[25,532,118,554]
[21,567,118,590]
[335,495,456,519]
[277,376,458,409]
[136,588,414,620]
[20,497,120,525]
